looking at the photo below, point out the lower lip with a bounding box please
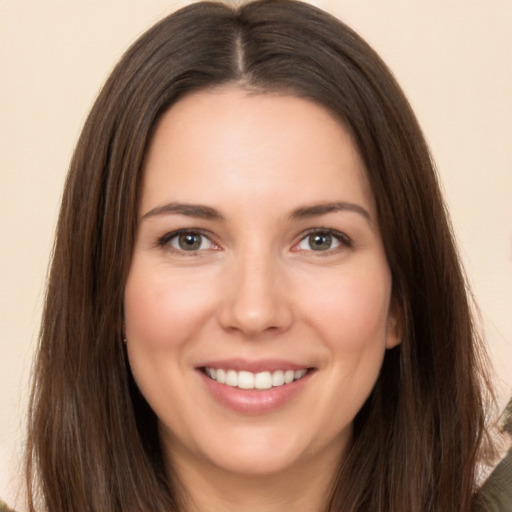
[198,370,313,414]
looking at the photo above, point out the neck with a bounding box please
[168,443,343,512]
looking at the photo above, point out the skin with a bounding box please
[124,87,401,512]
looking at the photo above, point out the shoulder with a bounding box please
[473,449,512,512]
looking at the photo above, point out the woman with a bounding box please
[21,1,509,511]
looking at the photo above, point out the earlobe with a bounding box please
[386,298,403,349]
[120,316,127,344]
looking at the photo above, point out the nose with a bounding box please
[216,249,294,338]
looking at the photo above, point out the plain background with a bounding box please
[1,0,511,507]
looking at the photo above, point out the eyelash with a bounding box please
[292,228,353,254]
[156,228,352,254]
[156,229,218,254]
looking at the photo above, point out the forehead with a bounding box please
[140,87,375,217]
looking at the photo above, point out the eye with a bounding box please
[159,230,217,252]
[294,229,351,252]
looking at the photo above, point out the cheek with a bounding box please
[123,262,216,349]
[122,262,218,427]
[299,265,392,434]
[303,264,392,352]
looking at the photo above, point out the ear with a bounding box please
[117,310,126,343]
[385,295,403,349]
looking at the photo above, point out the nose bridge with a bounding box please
[218,239,293,336]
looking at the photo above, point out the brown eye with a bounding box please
[308,233,333,251]
[295,230,350,253]
[178,233,202,250]
[166,231,215,252]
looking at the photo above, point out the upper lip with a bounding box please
[196,358,312,373]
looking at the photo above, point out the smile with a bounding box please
[203,367,309,390]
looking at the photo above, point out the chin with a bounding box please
[165,420,349,481]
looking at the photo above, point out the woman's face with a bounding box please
[124,88,400,480]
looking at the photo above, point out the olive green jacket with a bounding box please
[0,500,13,512]
[472,449,512,511]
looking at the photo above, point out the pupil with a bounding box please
[310,233,331,251]
[179,233,200,250]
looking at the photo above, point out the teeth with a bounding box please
[255,371,272,389]
[238,371,254,389]
[204,367,309,389]
[284,369,295,384]
[216,368,226,384]
[295,369,307,379]
[225,369,238,387]
[272,370,285,387]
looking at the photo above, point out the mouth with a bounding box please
[197,359,316,413]
[200,367,311,390]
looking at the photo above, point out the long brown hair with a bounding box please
[25,1,496,510]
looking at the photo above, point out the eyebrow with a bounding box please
[290,201,372,223]
[141,200,371,224]
[141,202,225,221]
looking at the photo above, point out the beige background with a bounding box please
[1,0,511,507]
